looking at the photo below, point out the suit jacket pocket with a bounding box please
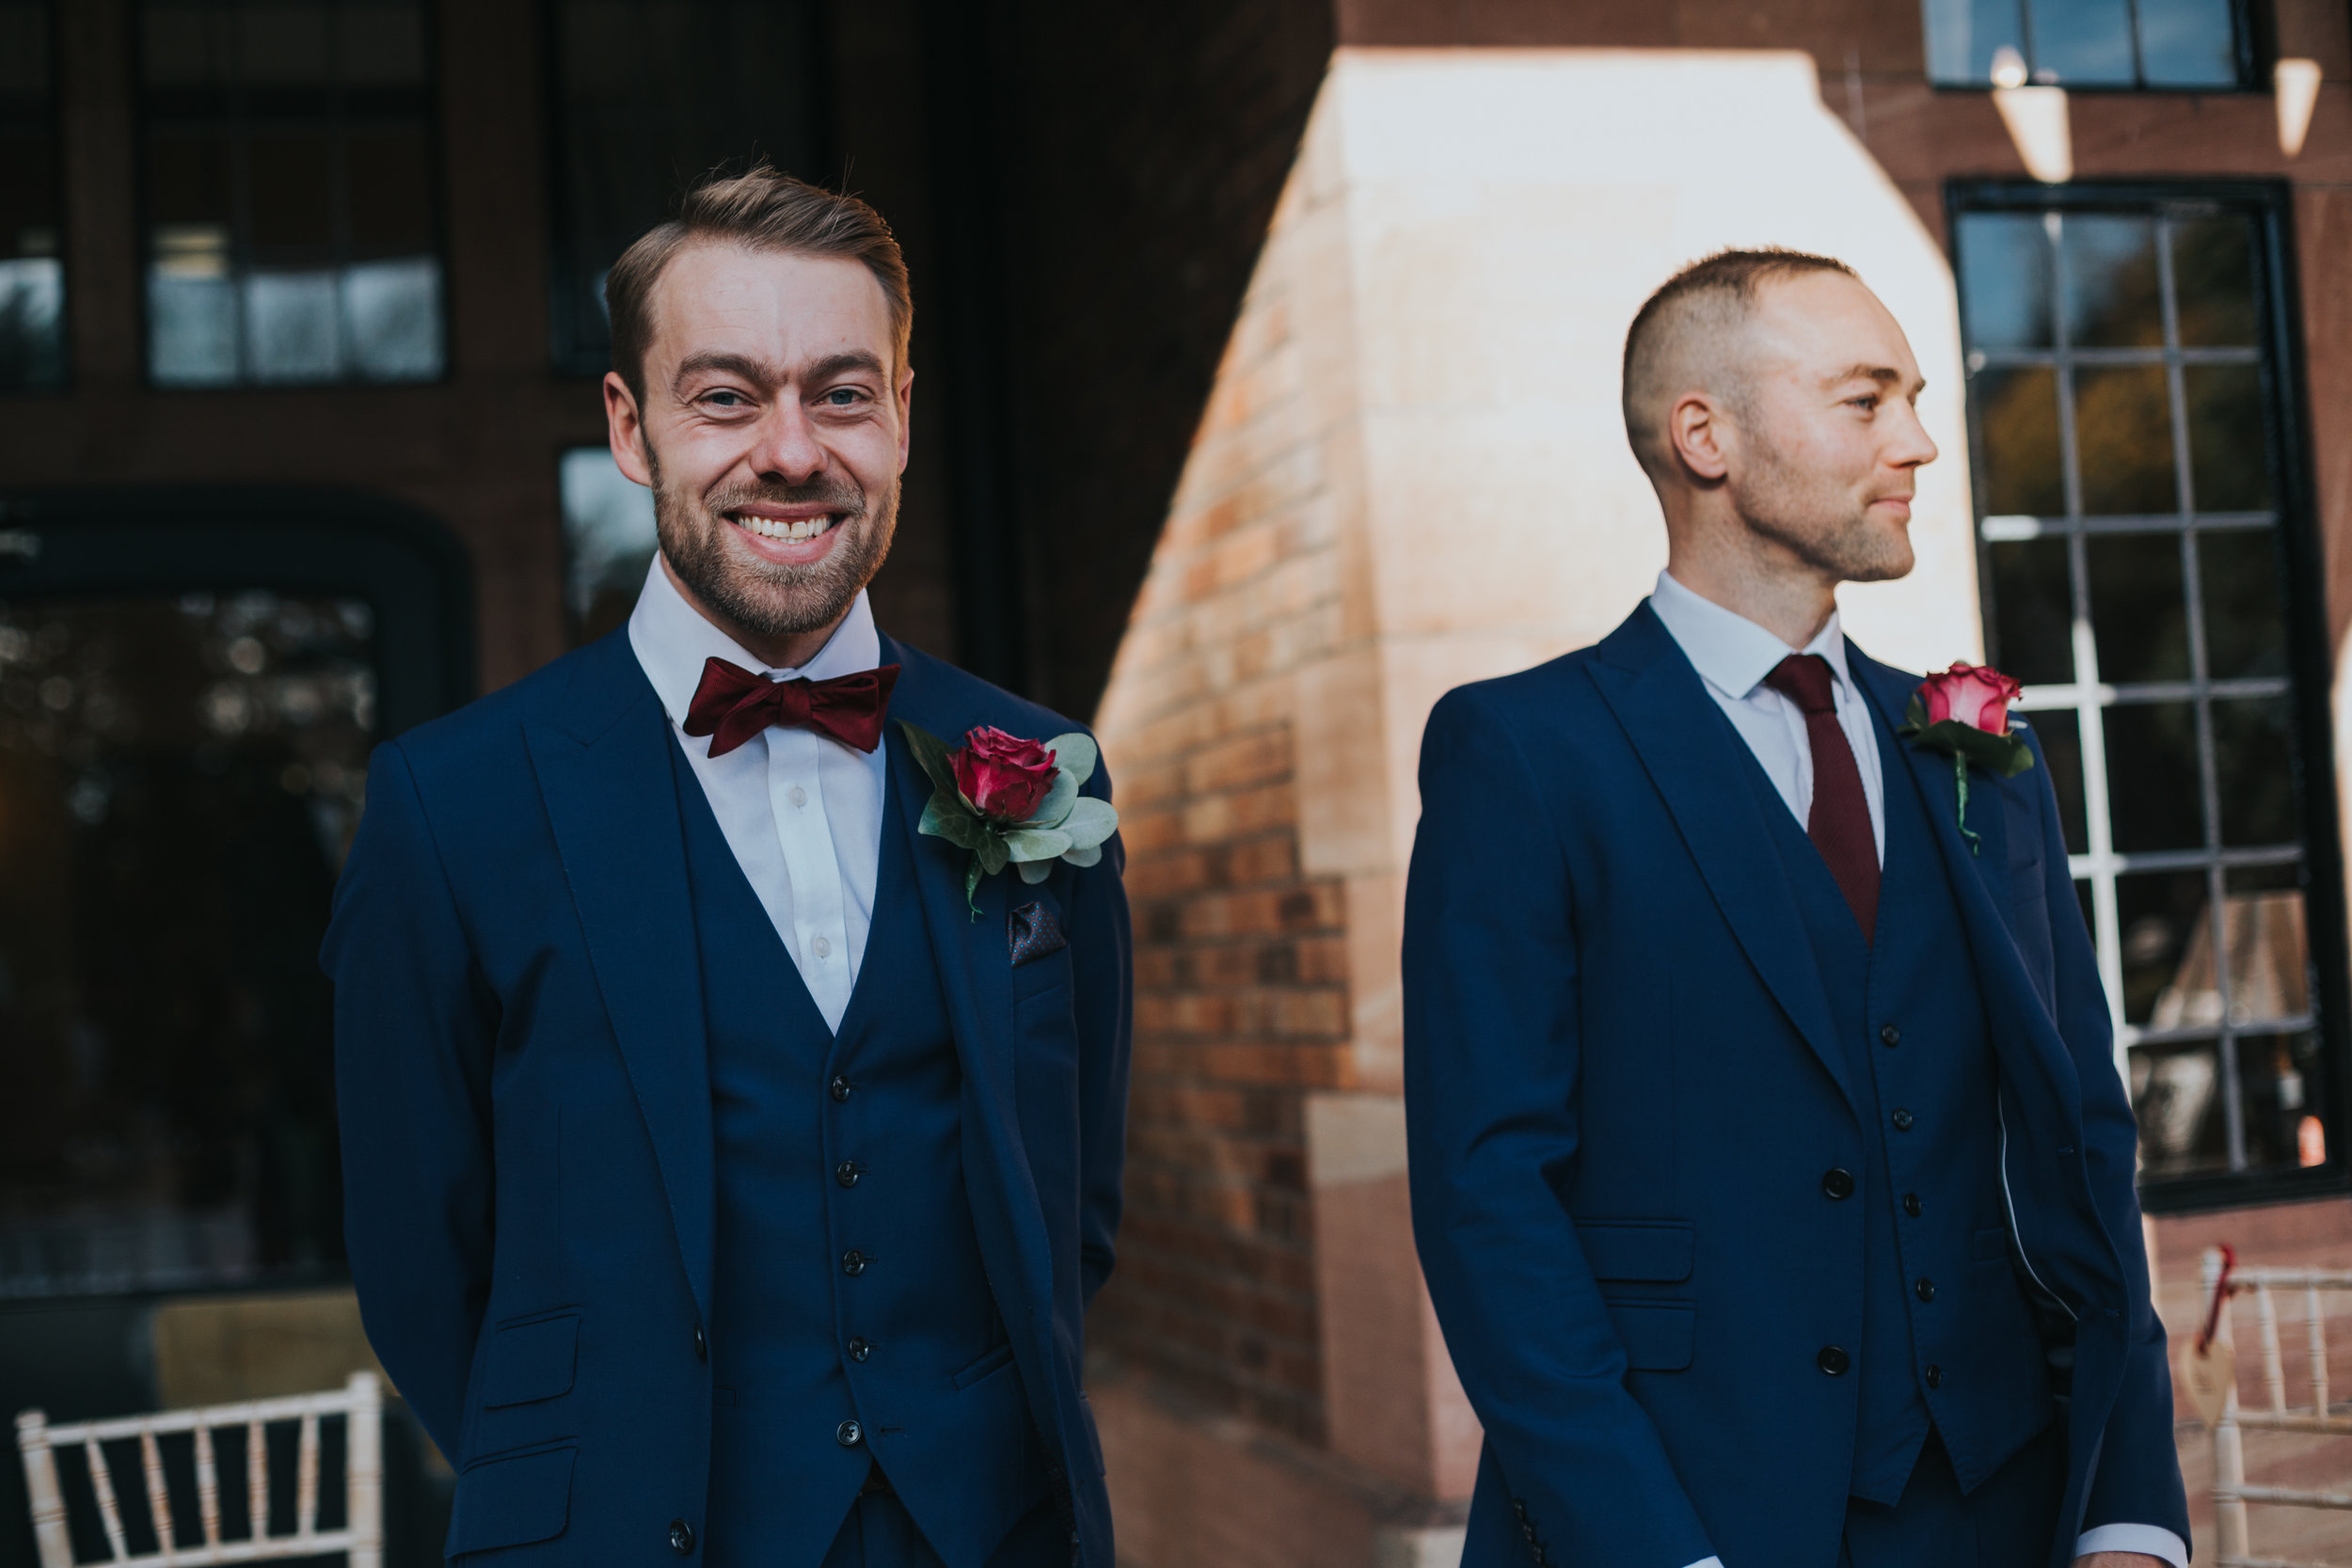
[446,1446,576,1556]
[1576,1220,1695,1283]
[952,1339,1017,1390]
[482,1313,580,1408]
[1602,1299,1695,1372]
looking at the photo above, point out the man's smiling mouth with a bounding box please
[729,510,841,543]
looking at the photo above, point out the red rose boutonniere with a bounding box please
[1899,662,2035,855]
[898,721,1119,916]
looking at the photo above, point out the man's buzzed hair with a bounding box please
[1621,247,1859,481]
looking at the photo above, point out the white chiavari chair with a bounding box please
[2204,1248,2352,1567]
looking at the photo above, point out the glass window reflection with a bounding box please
[561,446,660,646]
[1922,0,2243,87]
[0,0,65,390]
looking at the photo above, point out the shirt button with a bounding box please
[1915,1277,1937,1303]
[1903,1193,1922,1218]
[668,1519,695,1555]
[836,1161,862,1189]
[1891,1108,1915,1132]
[842,1250,867,1276]
[814,934,833,959]
[831,1075,852,1102]
[1818,1346,1850,1376]
[1880,1023,1901,1048]
[849,1338,872,1363]
[836,1419,864,1448]
[788,784,807,808]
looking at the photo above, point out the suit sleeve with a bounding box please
[1070,757,1133,1312]
[1405,688,1716,1568]
[2021,728,2191,1543]
[323,741,498,1461]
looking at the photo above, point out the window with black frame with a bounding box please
[1923,0,2248,88]
[136,0,445,388]
[545,0,826,376]
[0,0,64,390]
[1953,184,2344,1201]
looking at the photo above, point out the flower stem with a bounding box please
[1955,752,1982,856]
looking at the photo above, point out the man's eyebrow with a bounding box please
[805,350,887,383]
[1826,364,1929,397]
[672,351,783,392]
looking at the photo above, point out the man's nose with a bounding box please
[749,401,827,483]
[1890,399,1939,469]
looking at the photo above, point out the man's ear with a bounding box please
[895,364,915,473]
[1668,391,1733,483]
[604,372,653,487]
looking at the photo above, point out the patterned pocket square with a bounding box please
[1009,901,1068,967]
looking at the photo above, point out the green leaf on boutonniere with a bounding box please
[900,717,1120,918]
[1898,696,2037,779]
[898,721,966,801]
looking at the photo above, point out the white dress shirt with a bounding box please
[1647,571,2188,1568]
[628,556,886,1033]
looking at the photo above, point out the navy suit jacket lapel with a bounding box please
[522,632,717,1323]
[1852,654,2090,1145]
[1587,606,1857,1116]
[877,636,1052,1310]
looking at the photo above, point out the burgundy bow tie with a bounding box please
[682,657,901,757]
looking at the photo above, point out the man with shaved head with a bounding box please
[1404,251,2188,1568]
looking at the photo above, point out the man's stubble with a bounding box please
[647,439,899,644]
[1729,412,1913,587]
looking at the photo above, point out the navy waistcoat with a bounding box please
[674,739,1052,1568]
[1740,703,2054,1504]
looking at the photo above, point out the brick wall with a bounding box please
[1089,252,1354,1443]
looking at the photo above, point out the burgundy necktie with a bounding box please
[682,657,901,757]
[1763,653,1880,940]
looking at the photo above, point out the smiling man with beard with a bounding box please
[325,167,1131,1568]
[1404,251,2186,1568]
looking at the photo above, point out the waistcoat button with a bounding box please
[1817,1346,1850,1376]
[1915,1277,1936,1302]
[1880,1023,1901,1047]
[1903,1193,1922,1217]
[668,1519,695,1555]
[1925,1364,1944,1389]
[1821,1168,1855,1200]
[849,1338,872,1363]
[1890,1108,1915,1132]
[836,1161,862,1189]
[831,1075,852,1102]
[842,1250,867,1276]
[836,1419,865,1448]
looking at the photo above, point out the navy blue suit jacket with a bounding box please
[1403,605,2186,1567]
[325,628,1132,1563]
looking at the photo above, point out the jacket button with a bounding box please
[831,1075,852,1103]
[836,1161,862,1189]
[692,1324,707,1362]
[1890,1108,1915,1132]
[1915,1277,1936,1303]
[1880,1023,1901,1047]
[1818,1346,1850,1376]
[1820,1168,1854,1200]
[668,1519,694,1555]
[1925,1365,1944,1389]
[842,1250,867,1276]
[849,1338,872,1363]
[1903,1193,1922,1217]
[836,1419,865,1448]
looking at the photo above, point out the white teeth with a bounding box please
[737,514,834,542]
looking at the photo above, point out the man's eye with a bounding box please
[1850,395,1879,411]
[821,388,863,406]
[704,390,748,407]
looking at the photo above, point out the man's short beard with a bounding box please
[647,442,898,643]
[1731,418,1911,584]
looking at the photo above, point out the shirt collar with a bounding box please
[627,553,882,728]
[1647,569,1854,703]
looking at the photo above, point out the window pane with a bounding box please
[548,0,824,373]
[147,271,239,386]
[2062,215,2162,348]
[561,446,660,645]
[2132,1040,2227,1177]
[244,270,341,383]
[0,592,375,1296]
[2086,531,2188,684]
[2104,701,2203,852]
[2136,0,2239,86]
[2028,0,2138,83]
[345,127,435,253]
[1957,214,2053,351]
[2074,365,2176,515]
[1986,536,2074,683]
[2122,868,2211,1026]
[337,1,426,86]
[2026,705,2089,855]
[2211,697,2296,847]
[0,1,63,390]
[343,257,443,380]
[1977,367,2066,516]
[2199,530,2287,680]
[246,129,337,254]
[2185,364,2270,513]
[2238,1032,2328,1173]
[1926,0,2029,84]
[2220,864,2310,1024]
[236,2,334,87]
[2172,214,2257,348]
